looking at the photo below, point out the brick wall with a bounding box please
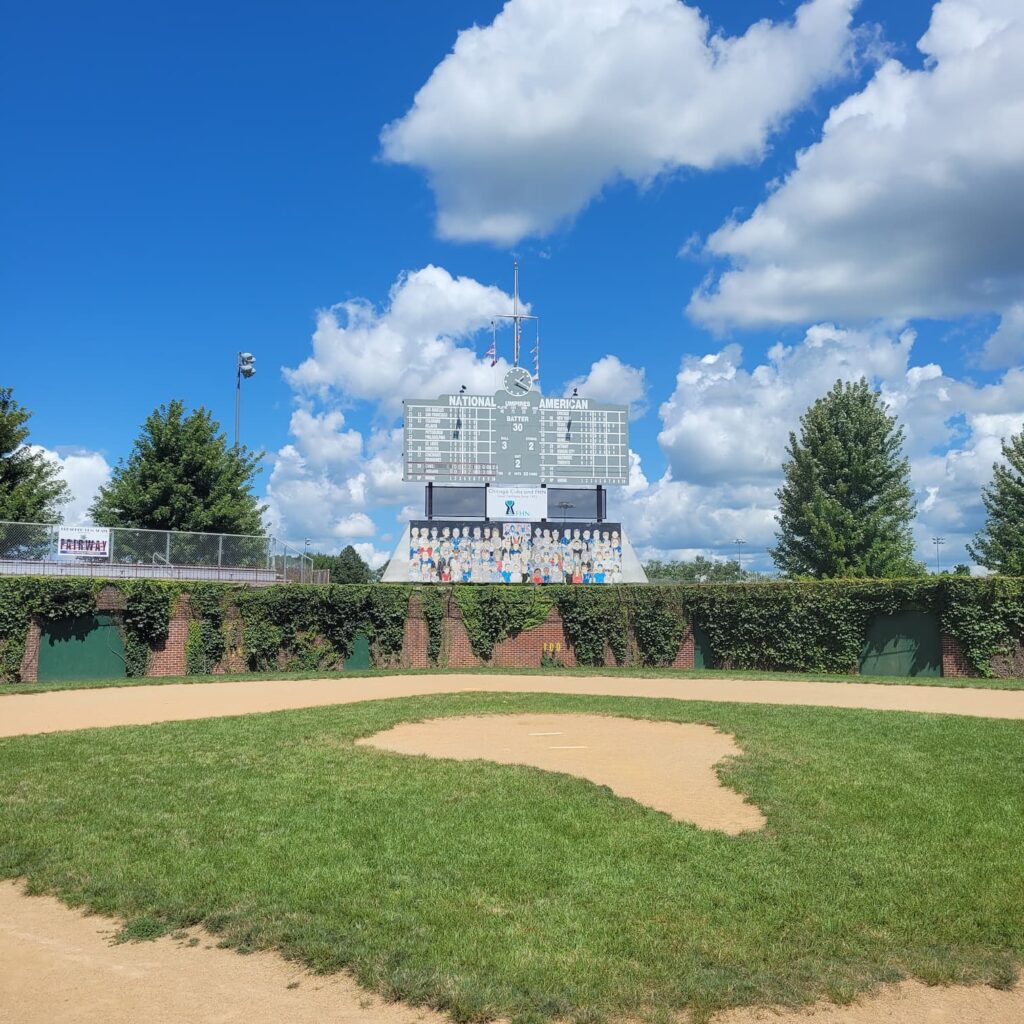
[444,601,483,668]
[491,607,577,668]
[10,589,994,683]
[941,634,972,678]
[96,586,126,612]
[672,625,696,670]
[147,595,190,678]
[401,596,431,669]
[18,620,41,682]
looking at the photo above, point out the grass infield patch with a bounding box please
[1,693,1022,1023]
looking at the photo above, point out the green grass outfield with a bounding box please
[3,664,1024,696]
[2,692,1022,1022]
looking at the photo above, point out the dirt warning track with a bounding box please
[2,673,1024,738]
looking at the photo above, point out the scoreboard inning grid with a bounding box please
[403,394,629,486]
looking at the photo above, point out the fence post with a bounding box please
[166,532,171,565]
[218,535,223,567]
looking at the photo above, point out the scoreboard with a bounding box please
[403,368,629,486]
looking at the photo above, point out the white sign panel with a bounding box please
[486,485,546,520]
[58,525,111,559]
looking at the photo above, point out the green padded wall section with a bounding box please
[859,610,941,678]
[37,614,128,683]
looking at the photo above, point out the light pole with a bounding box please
[733,538,747,574]
[235,352,256,448]
[932,536,945,574]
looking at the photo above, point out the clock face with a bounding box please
[503,366,533,396]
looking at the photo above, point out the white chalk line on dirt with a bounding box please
[3,673,1024,739]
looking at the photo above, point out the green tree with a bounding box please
[90,400,266,535]
[0,386,70,522]
[968,426,1024,575]
[771,378,921,578]
[311,545,372,584]
[643,556,754,583]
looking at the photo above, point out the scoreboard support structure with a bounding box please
[423,482,608,524]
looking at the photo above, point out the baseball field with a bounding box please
[1,672,1023,1023]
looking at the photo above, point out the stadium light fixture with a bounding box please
[235,351,256,447]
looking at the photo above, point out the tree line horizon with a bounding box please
[1,381,1022,579]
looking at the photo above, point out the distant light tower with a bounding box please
[733,538,747,572]
[932,536,946,574]
[235,352,256,447]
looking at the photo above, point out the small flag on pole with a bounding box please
[486,320,497,366]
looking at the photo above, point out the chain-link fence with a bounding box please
[0,521,326,584]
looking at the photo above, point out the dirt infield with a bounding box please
[358,713,766,833]
[2,882,1021,1024]
[4,672,1024,739]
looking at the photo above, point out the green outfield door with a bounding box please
[37,614,127,683]
[692,623,715,669]
[344,631,371,670]
[859,610,941,678]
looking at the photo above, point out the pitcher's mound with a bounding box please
[357,713,765,834]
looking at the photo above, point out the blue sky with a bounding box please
[3,0,1023,570]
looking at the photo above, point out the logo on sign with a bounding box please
[486,485,545,520]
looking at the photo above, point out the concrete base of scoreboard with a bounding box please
[381,524,649,584]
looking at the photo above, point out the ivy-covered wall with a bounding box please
[2,576,1023,683]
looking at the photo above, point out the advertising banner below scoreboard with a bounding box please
[485,485,546,520]
[57,525,111,559]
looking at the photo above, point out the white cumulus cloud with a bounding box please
[34,447,112,525]
[285,265,518,414]
[382,0,860,243]
[564,355,647,418]
[981,304,1024,369]
[657,324,913,485]
[690,0,1024,328]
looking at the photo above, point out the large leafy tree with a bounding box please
[968,426,1024,575]
[0,386,70,522]
[311,545,372,584]
[90,400,266,535]
[771,378,921,578]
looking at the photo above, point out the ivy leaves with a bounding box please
[2,577,1023,683]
